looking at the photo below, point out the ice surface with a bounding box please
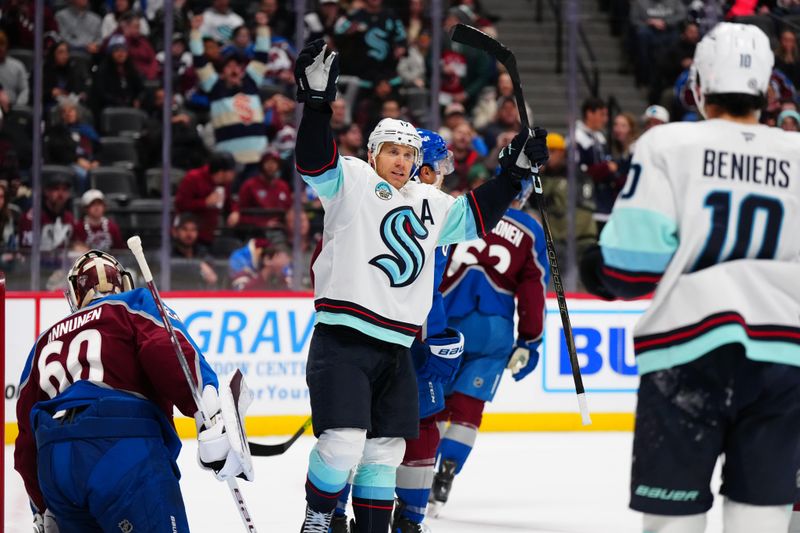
[5,432,725,532]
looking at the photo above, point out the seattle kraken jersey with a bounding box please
[599,119,800,374]
[15,288,216,511]
[440,208,550,342]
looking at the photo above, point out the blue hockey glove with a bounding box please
[294,39,339,103]
[507,338,541,382]
[417,327,464,384]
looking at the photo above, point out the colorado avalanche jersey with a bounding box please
[15,288,216,511]
[296,106,518,347]
[598,119,800,374]
[440,208,550,342]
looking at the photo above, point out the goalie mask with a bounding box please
[367,118,423,170]
[67,250,134,310]
[690,22,773,118]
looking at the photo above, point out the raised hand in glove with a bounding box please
[294,39,339,104]
[498,127,550,182]
[33,509,58,533]
[507,338,541,382]
[196,385,244,481]
[525,126,550,169]
[417,327,465,384]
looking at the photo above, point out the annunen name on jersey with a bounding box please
[491,219,524,248]
[47,307,104,344]
[702,149,790,188]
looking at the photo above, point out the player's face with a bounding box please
[374,143,416,189]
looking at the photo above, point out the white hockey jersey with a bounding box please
[301,155,483,347]
[599,119,800,374]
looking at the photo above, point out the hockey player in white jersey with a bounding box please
[580,23,800,533]
[293,39,549,533]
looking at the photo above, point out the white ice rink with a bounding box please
[5,432,727,533]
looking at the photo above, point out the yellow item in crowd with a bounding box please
[546,133,566,151]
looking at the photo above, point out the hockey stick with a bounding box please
[127,236,259,532]
[450,24,591,425]
[248,416,312,457]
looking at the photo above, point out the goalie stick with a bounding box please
[450,24,591,425]
[127,236,259,532]
[248,416,312,457]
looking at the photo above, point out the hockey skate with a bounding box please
[300,505,333,533]
[329,513,350,533]
[427,459,457,518]
[392,501,432,533]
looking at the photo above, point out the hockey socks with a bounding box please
[306,448,350,513]
[351,463,396,533]
[335,480,352,517]
[395,415,440,523]
[437,422,478,475]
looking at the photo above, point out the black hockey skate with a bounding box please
[392,514,431,532]
[427,459,457,518]
[329,513,350,533]
[300,505,332,533]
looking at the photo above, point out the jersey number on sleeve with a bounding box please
[38,329,104,398]
[693,192,783,271]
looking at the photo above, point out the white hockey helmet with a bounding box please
[690,22,773,118]
[67,250,134,310]
[367,118,423,168]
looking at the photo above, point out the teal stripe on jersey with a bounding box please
[437,195,479,246]
[308,449,350,494]
[300,166,343,200]
[636,323,800,374]
[315,311,414,347]
[352,464,397,501]
[600,207,678,273]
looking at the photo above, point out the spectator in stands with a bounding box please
[354,78,400,134]
[334,0,407,91]
[0,31,28,106]
[774,28,800,88]
[89,35,145,117]
[44,40,89,110]
[778,108,800,131]
[403,0,432,42]
[237,151,292,231]
[171,212,219,288]
[73,189,124,251]
[258,0,296,40]
[263,92,296,139]
[473,72,515,130]
[330,98,349,131]
[576,96,618,232]
[446,121,488,193]
[335,123,366,160]
[223,25,254,60]
[142,87,208,170]
[440,8,494,108]
[650,20,699,105]
[150,0,191,51]
[200,0,244,44]
[641,104,669,131]
[114,11,159,81]
[18,171,76,255]
[480,95,521,152]
[611,111,639,185]
[285,206,317,285]
[304,0,342,43]
[156,33,197,99]
[630,0,687,87]
[725,0,772,19]
[229,236,270,279]
[0,0,58,49]
[439,102,467,143]
[190,12,271,177]
[0,181,19,271]
[174,151,239,246]
[234,242,291,291]
[101,0,150,40]
[55,0,103,54]
[763,69,798,126]
[397,27,429,89]
[44,98,100,191]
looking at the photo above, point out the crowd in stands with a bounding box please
[3,0,800,292]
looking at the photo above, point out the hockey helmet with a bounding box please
[67,250,134,310]
[690,22,773,118]
[417,128,455,176]
[367,118,423,168]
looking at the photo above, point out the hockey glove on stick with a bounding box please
[294,39,339,103]
[196,385,245,481]
[417,327,465,384]
[507,338,541,382]
[524,126,550,169]
[498,127,533,182]
[33,509,58,533]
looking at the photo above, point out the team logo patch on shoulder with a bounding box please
[375,182,393,200]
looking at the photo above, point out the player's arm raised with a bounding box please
[293,39,343,202]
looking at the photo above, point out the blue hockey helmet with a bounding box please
[416,128,454,176]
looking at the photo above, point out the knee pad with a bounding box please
[361,437,405,468]
[723,499,790,533]
[642,513,706,533]
[315,428,367,471]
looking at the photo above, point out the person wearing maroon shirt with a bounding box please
[18,173,77,258]
[236,151,292,230]
[73,189,124,251]
[174,151,239,245]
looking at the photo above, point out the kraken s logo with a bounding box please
[369,207,429,287]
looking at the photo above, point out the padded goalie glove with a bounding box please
[196,384,248,481]
[32,509,58,533]
[507,338,541,382]
[294,39,339,103]
[417,327,465,384]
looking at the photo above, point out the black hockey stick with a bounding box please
[249,416,312,457]
[450,24,591,425]
[127,236,259,531]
